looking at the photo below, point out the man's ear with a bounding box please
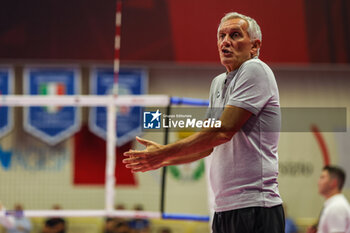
[250,39,261,57]
[330,177,339,190]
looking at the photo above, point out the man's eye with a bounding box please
[230,32,240,39]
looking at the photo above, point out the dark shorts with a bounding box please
[212,204,285,233]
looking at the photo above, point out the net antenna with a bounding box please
[104,0,123,215]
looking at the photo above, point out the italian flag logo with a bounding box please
[39,82,66,113]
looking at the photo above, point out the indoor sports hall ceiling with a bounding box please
[0,0,349,63]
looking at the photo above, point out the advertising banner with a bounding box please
[0,67,14,138]
[23,66,81,145]
[89,67,147,146]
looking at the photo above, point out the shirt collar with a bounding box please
[225,69,237,85]
[324,193,343,207]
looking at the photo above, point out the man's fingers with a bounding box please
[123,139,164,173]
[122,157,136,163]
[125,163,142,169]
[127,160,164,172]
[136,136,153,146]
[152,163,164,170]
[123,150,147,157]
[126,162,151,172]
[122,156,148,164]
[131,167,152,173]
[123,158,160,171]
[132,164,162,173]
[131,168,144,173]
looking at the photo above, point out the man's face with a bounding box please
[217,18,258,72]
[318,170,333,196]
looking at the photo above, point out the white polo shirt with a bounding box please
[318,193,350,233]
[206,58,282,212]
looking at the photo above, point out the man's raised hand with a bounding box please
[123,137,167,172]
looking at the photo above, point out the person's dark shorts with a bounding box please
[212,204,285,233]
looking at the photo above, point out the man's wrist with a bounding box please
[160,143,182,161]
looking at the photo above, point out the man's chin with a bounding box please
[220,60,234,66]
[221,61,240,72]
[318,190,325,196]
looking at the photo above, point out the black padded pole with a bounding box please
[160,103,171,216]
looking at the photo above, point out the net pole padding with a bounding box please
[107,0,122,211]
[160,104,172,215]
[0,95,170,107]
[105,99,117,213]
[111,0,122,211]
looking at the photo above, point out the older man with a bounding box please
[123,12,284,233]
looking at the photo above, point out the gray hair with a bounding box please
[218,12,262,56]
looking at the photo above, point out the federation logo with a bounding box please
[39,82,66,113]
[143,109,161,129]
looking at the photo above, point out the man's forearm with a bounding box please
[161,129,228,161]
[159,105,251,162]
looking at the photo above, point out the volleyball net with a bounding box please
[0,0,211,224]
[0,95,210,222]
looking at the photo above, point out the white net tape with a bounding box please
[0,95,170,107]
[20,210,161,218]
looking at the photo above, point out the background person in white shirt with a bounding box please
[308,165,350,233]
[0,202,15,229]
[5,204,31,233]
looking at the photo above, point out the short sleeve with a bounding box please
[227,61,272,115]
[205,77,217,119]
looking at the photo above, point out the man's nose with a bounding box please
[221,35,231,46]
